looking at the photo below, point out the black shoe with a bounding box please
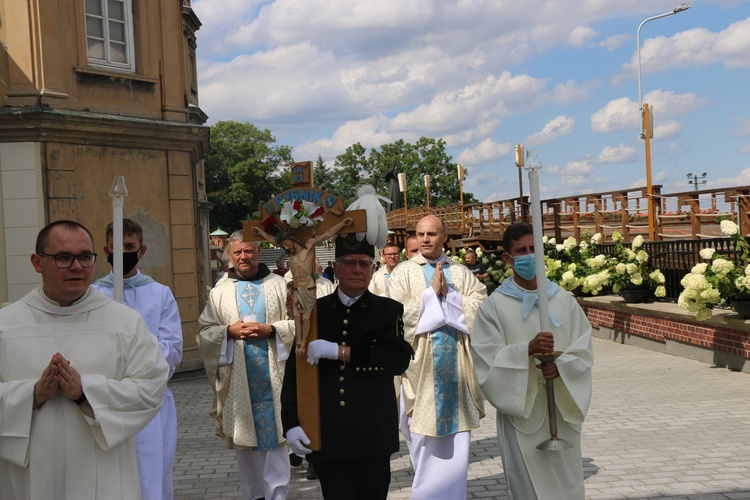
[289,453,303,467]
[306,463,318,480]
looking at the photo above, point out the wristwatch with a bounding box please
[269,325,277,337]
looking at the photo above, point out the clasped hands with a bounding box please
[228,319,273,341]
[431,262,449,297]
[528,331,560,380]
[34,353,84,407]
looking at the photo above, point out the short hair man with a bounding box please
[282,233,413,499]
[404,234,419,259]
[464,248,489,282]
[387,215,487,500]
[369,241,401,296]
[471,222,594,498]
[92,218,183,500]
[197,230,297,500]
[0,220,168,499]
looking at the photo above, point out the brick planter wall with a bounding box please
[577,296,750,373]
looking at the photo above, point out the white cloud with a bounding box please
[733,118,750,137]
[654,120,682,141]
[568,26,597,47]
[597,143,637,163]
[738,145,750,154]
[525,116,575,146]
[457,139,513,165]
[616,17,750,82]
[600,34,630,50]
[590,90,707,133]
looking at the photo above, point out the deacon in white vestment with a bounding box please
[387,215,487,500]
[0,220,168,500]
[197,233,295,500]
[92,218,183,500]
[471,223,593,499]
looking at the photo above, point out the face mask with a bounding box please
[107,250,141,275]
[512,253,537,281]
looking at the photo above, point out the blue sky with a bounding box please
[192,0,750,204]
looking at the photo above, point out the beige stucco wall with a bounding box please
[0,142,45,303]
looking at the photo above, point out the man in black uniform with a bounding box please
[281,233,414,499]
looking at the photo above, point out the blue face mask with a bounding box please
[512,253,537,281]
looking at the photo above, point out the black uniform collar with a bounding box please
[227,263,272,282]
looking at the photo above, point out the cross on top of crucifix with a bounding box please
[243,161,367,353]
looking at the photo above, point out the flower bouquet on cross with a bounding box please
[555,232,611,295]
[607,232,666,298]
[678,220,750,320]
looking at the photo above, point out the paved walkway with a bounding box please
[171,337,750,499]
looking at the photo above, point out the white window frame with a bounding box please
[84,0,136,72]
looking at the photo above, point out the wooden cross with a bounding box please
[243,161,367,450]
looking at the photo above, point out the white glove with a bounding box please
[306,339,339,365]
[286,426,312,455]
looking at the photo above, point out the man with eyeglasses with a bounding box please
[0,220,168,500]
[369,241,402,296]
[282,233,413,499]
[387,215,487,500]
[92,218,182,500]
[197,230,297,500]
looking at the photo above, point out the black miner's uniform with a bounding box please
[281,290,413,500]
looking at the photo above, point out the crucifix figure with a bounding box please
[242,161,367,450]
[251,217,352,354]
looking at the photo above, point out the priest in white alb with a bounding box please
[0,220,168,500]
[471,222,594,499]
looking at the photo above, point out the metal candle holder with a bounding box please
[532,351,573,451]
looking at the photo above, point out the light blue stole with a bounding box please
[235,280,277,451]
[422,263,459,437]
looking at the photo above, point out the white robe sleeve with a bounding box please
[80,318,169,450]
[157,288,183,378]
[416,287,469,334]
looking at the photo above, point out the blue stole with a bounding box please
[422,263,459,436]
[235,280,277,451]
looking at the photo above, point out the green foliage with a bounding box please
[331,138,478,206]
[205,121,293,232]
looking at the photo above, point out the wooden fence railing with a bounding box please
[386,184,750,246]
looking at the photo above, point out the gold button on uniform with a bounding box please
[339,365,345,371]
[338,377,344,382]
[339,389,345,394]
[340,401,346,407]
[343,319,349,325]
[342,330,348,336]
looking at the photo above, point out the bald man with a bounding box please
[387,215,487,500]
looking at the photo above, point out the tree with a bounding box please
[205,121,293,232]
[331,137,477,208]
[331,142,370,204]
[313,154,334,192]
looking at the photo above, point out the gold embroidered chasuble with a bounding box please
[197,274,294,450]
[387,254,487,436]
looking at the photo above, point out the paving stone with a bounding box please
[170,337,750,498]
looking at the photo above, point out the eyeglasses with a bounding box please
[384,253,400,258]
[337,258,375,268]
[38,252,97,268]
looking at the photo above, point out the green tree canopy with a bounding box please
[330,138,477,207]
[205,121,293,232]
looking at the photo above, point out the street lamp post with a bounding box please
[398,173,408,227]
[687,172,707,191]
[637,3,691,241]
[425,175,431,213]
[457,164,465,231]
[515,144,525,222]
